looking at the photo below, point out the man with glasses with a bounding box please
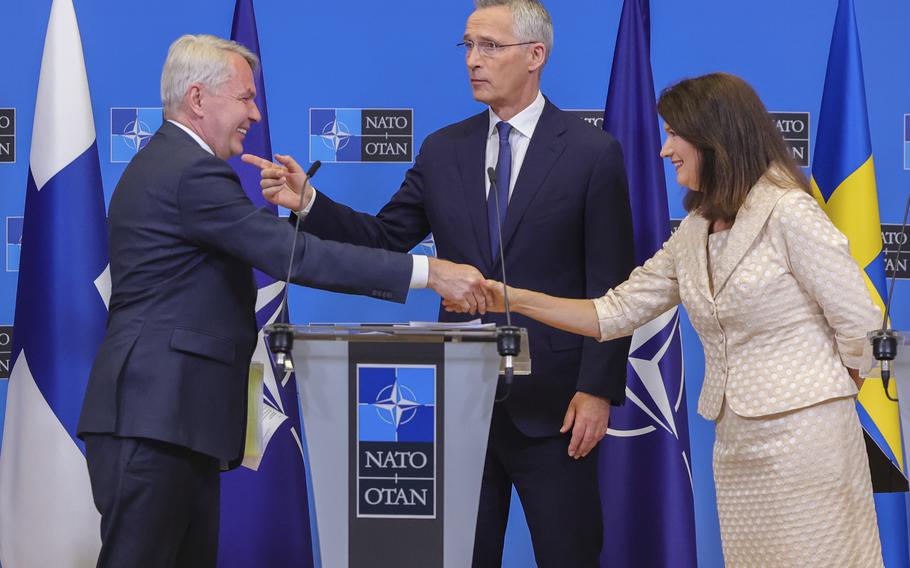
[247,1,634,565]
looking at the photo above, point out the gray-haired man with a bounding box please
[248,1,635,565]
[77,34,484,568]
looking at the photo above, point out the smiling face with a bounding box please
[660,122,702,190]
[196,53,261,160]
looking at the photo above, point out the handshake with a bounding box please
[427,257,495,315]
[426,258,508,315]
[240,151,510,316]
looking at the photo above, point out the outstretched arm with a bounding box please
[445,281,601,338]
[454,232,684,343]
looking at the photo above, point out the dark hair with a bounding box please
[657,73,810,222]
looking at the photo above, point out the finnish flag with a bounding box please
[0,0,109,566]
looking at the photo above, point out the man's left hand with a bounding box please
[561,391,611,459]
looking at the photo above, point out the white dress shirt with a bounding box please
[169,120,214,155]
[485,90,546,200]
[167,120,424,288]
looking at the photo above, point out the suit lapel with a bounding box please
[454,112,494,271]
[711,179,789,298]
[685,215,712,299]
[496,101,567,265]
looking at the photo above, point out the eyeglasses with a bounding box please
[456,39,538,58]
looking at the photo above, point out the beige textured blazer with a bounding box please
[593,174,881,420]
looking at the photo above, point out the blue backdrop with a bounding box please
[1,1,908,566]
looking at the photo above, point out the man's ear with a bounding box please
[528,43,546,73]
[187,83,205,118]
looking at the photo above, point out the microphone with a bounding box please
[870,195,909,401]
[303,161,322,185]
[268,160,322,372]
[487,166,521,401]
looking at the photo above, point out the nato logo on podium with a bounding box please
[357,364,437,519]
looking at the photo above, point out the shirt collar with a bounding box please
[488,90,545,140]
[168,119,215,156]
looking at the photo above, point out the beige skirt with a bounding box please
[713,396,883,567]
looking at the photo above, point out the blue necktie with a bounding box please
[488,121,512,260]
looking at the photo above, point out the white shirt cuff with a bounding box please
[297,187,317,217]
[410,255,429,289]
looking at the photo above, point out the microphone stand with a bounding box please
[267,160,321,372]
[870,195,910,402]
[487,167,521,401]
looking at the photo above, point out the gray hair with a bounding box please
[161,34,259,116]
[474,0,553,58]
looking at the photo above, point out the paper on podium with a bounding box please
[242,362,264,470]
[241,363,290,471]
[241,328,297,470]
[404,319,495,329]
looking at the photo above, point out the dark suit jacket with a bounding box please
[77,121,412,463]
[302,100,635,437]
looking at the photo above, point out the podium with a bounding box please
[884,332,910,467]
[266,324,528,568]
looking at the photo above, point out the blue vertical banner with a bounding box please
[0,0,108,566]
[810,0,909,565]
[218,1,315,566]
[598,0,698,566]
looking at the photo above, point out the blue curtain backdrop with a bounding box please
[1,1,909,566]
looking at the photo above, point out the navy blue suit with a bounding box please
[301,100,636,566]
[77,121,412,567]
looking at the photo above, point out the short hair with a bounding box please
[474,0,553,59]
[657,73,810,222]
[161,34,259,116]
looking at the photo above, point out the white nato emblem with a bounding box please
[372,382,420,428]
[320,120,352,152]
[121,118,155,151]
[608,307,693,485]
[609,307,685,439]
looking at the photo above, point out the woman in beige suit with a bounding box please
[457,73,885,566]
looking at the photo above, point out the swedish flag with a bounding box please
[811,0,909,564]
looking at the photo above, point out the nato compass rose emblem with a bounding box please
[122,118,154,151]
[320,119,352,153]
[357,365,437,518]
[607,307,694,483]
[310,108,362,163]
[111,107,162,163]
[372,382,421,429]
[357,365,435,443]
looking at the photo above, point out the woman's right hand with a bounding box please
[445,280,602,340]
[443,279,511,313]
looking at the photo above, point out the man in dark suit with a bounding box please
[77,34,483,568]
[247,1,635,565]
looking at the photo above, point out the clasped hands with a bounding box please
[241,152,608,455]
[241,152,498,314]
